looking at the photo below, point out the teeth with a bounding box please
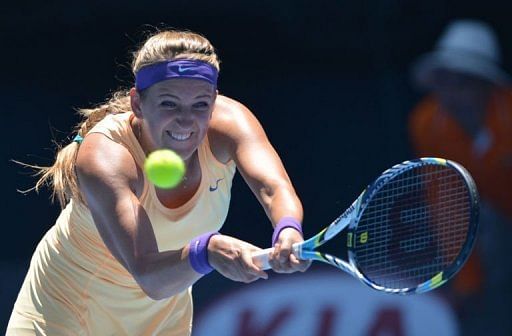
[169,131,192,141]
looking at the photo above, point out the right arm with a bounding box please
[76,133,265,300]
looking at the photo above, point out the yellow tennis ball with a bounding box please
[144,149,185,189]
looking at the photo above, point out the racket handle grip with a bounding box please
[252,248,274,270]
[252,244,300,270]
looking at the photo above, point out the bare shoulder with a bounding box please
[210,95,257,131]
[76,133,142,197]
[208,95,267,163]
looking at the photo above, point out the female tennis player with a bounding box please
[7,30,308,335]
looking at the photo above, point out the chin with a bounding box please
[175,148,196,161]
[161,141,197,161]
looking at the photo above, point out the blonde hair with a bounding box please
[28,30,220,208]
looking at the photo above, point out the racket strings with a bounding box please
[360,181,470,244]
[358,223,469,257]
[361,197,470,235]
[360,203,470,244]
[362,175,468,204]
[354,165,471,289]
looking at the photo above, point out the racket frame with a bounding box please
[292,158,479,294]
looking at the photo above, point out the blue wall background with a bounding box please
[2,1,512,333]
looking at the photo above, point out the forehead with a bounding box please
[148,78,215,97]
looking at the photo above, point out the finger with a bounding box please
[277,242,292,263]
[232,258,259,283]
[272,249,295,274]
[269,244,290,272]
[268,244,280,269]
[290,254,310,272]
[290,253,301,266]
[301,260,312,272]
[241,249,268,279]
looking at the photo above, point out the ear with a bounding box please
[130,88,143,118]
[210,90,218,120]
[212,89,218,104]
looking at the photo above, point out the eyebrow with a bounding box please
[157,93,212,99]
[158,93,180,100]
[194,94,212,99]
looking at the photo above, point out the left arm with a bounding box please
[209,96,310,273]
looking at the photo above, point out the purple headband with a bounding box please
[135,59,218,90]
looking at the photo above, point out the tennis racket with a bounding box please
[252,158,479,294]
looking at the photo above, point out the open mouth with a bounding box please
[167,131,192,141]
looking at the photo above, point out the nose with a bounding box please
[175,110,194,129]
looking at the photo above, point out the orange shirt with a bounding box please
[409,89,512,220]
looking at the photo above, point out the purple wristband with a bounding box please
[189,232,219,274]
[272,217,303,246]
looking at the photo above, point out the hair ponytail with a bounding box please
[24,91,131,207]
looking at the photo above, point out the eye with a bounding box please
[160,100,177,108]
[193,101,209,109]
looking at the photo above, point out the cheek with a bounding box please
[197,120,210,137]
[194,114,212,139]
[147,108,175,124]
[198,111,213,126]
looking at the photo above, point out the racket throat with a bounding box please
[325,254,355,274]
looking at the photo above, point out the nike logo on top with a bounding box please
[178,65,194,73]
[209,178,224,192]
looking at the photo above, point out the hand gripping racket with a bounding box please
[252,158,479,294]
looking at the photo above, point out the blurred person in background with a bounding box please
[409,19,512,335]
